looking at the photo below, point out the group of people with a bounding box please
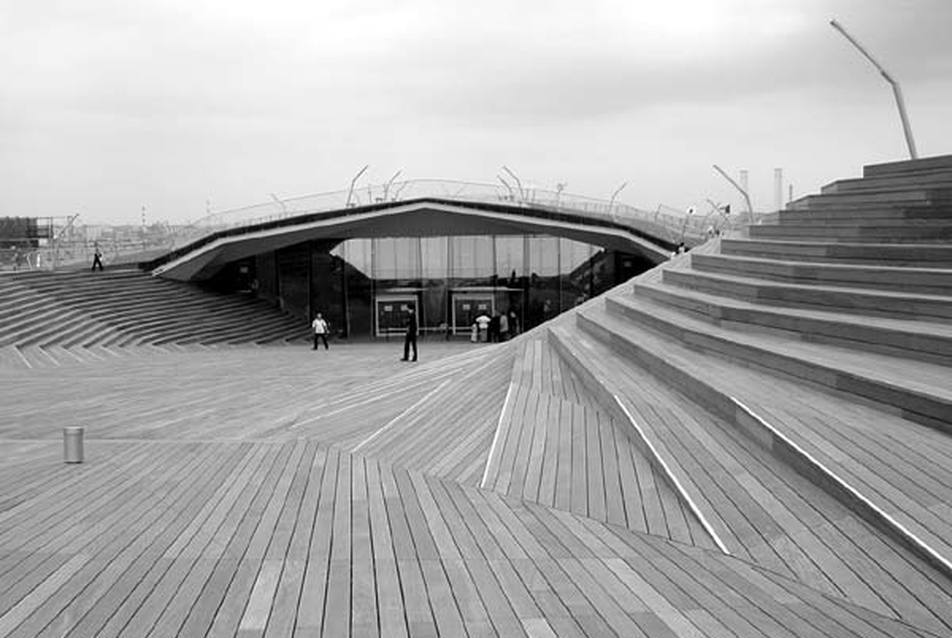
[311,305,521,360]
[311,307,419,362]
[471,309,518,343]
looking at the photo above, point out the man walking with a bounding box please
[311,312,329,350]
[401,308,418,362]
[91,244,104,271]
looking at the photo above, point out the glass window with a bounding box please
[495,236,525,283]
[332,238,372,278]
[420,237,448,280]
[373,237,421,281]
[450,236,494,281]
[559,238,594,274]
[527,236,559,277]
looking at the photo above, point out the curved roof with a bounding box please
[149,197,675,281]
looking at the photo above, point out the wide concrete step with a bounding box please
[593,295,952,430]
[864,154,952,178]
[691,252,952,295]
[0,307,90,347]
[15,312,110,348]
[721,238,952,267]
[778,205,952,223]
[821,169,952,194]
[624,281,952,365]
[0,288,55,323]
[117,310,303,345]
[748,222,952,243]
[153,315,304,345]
[59,321,130,349]
[789,188,952,210]
[547,325,762,557]
[661,268,952,322]
[567,302,952,586]
[0,270,304,346]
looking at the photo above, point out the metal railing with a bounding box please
[0,237,175,273]
[169,179,749,252]
[2,180,763,273]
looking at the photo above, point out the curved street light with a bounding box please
[830,19,918,159]
[496,175,515,201]
[501,166,526,202]
[383,170,403,201]
[346,165,370,208]
[713,164,754,224]
[269,193,288,216]
[608,182,627,223]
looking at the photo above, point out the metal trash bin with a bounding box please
[64,426,84,463]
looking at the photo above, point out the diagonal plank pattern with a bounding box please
[0,439,942,638]
[1,155,951,636]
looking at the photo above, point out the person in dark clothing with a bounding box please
[488,313,500,343]
[401,308,418,362]
[508,310,520,337]
[91,245,104,271]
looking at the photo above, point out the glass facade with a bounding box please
[247,234,651,339]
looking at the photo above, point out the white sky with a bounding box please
[2,0,950,224]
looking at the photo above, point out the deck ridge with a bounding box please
[547,324,729,552]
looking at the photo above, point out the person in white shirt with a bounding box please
[311,312,329,350]
[474,312,491,342]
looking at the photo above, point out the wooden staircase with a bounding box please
[0,268,309,349]
[545,155,952,629]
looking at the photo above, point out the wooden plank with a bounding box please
[553,400,574,513]
[584,407,607,523]
[443,558,491,633]
[397,558,438,637]
[53,444,257,638]
[597,414,626,528]
[294,447,340,634]
[321,451,352,637]
[350,456,379,638]
[365,459,408,638]
[74,445,273,638]
[464,558,527,637]
[536,398,561,509]
[506,388,541,500]
[264,444,326,638]
[521,392,551,503]
[569,403,588,517]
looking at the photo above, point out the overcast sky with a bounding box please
[2,0,950,224]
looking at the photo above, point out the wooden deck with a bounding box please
[0,338,947,637]
[2,157,951,636]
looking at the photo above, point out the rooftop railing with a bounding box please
[2,180,762,273]
[170,179,746,251]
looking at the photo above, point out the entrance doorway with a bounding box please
[375,294,418,337]
[451,292,493,336]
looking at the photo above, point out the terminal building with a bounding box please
[227,235,652,339]
[153,196,673,339]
